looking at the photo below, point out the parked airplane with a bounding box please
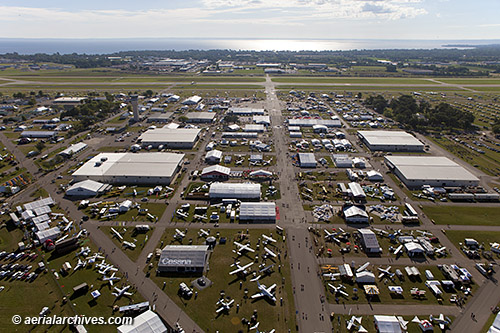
[264,247,277,258]
[216,298,234,313]
[250,322,275,333]
[430,314,452,330]
[74,258,86,271]
[233,241,255,256]
[75,246,91,257]
[346,316,364,331]
[102,272,120,286]
[176,210,189,219]
[123,240,136,249]
[86,253,104,264]
[327,283,349,297]
[174,229,186,240]
[416,230,433,237]
[377,266,395,279]
[198,229,210,238]
[229,261,254,276]
[112,285,133,298]
[262,234,277,244]
[356,262,370,273]
[324,229,340,244]
[110,227,123,240]
[251,280,277,302]
[434,247,447,256]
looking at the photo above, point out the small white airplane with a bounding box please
[346,316,364,331]
[75,229,86,239]
[372,228,389,237]
[233,241,255,256]
[323,272,341,280]
[198,229,210,238]
[86,253,104,264]
[63,221,73,232]
[430,314,452,330]
[327,283,349,297]
[434,247,447,256]
[416,230,433,237]
[397,316,409,331]
[229,261,254,276]
[356,262,370,273]
[411,316,433,329]
[97,263,118,275]
[75,246,91,257]
[264,247,277,258]
[250,322,275,333]
[174,229,186,240]
[216,298,234,313]
[102,272,120,286]
[74,258,86,271]
[176,210,189,219]
[112,285,133,298]
[377,266,394,279]
[393,244,404,255]
[324,229,340,244]
[110,227,123,240]
[251,280,277,302]
[123,240,136,249]
[262,234,277,244]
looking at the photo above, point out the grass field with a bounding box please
[100,226,154,262]
[444,230,500,259]
[147,228,296,332]
[422,206,500,226]
[3,76,266,83]
[275,85,463,92]
[271,77,440,85]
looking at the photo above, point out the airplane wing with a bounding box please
[216,307,224,313]
[251,292,264,299]
[124,292,133,296]
[268,284,277,292]
[229,267,242,275]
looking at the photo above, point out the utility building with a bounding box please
[298,153,317,168]
[358,229,381,253]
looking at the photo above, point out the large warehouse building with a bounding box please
[357,130,424,152]
[72,153,184,185]
[239,202,276,223]
[209,183,261,200]
[385,156,480,188]
[138,128,201,149]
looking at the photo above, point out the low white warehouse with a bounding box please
[239,202,276,223]
[209,183,261,200]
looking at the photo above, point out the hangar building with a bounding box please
[239,202,276,223]
[209,183,261,200]
[138,128,201,149]
[385,156,480,188]
[72,153,184,185]
[357,130,424,152]
[157,245,209,274]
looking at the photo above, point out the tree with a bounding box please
[178,116,188,123]
[35,141,45,152]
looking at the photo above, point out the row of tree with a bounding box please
[61,99,119,135]
[364,94,475,131]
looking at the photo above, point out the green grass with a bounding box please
[437,79,500,85]
[422,206,500,226]
[147,228,296,332]
[100,226,154,262]
[87,202,166,222]
[445,230,500,259]
[272,77,439,84]
[276,85,464,92]
[174,84,264,90]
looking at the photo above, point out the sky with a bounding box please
[0,0,499,40]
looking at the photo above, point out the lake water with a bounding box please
[0,38,499,54]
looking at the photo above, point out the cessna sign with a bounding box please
[161,258,192,266]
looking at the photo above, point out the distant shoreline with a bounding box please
[1,38,500,55]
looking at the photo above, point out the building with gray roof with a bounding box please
[385,156,480,188]
[138,128,200,149]
[358,130,424,152]
[239,202,276,223]
[157,245,209,274]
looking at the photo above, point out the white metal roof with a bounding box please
[358,130,423,148]
[244,124,265,132]
[374,315,402,333]
[298,153,316,165]
[201,165,231,176]
[73,153,184,179]
[289,119,342,127]
[253,115,270,124]
[205,149,222,159]
[343,206,368,218]
[385,156,480,182]
[358,229,380,248]
[239,202,276,219]
[348,182,366,198]
[24,197,55,211]
[186,112,215,120]
[139,128,200,144]
[59,142,88,156]
[66,180,108,195]
[117,310,168,333]
[209,183,261,199]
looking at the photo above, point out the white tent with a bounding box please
[374,315,402,333]
[355,271,376,283]
[488,312,500,333]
